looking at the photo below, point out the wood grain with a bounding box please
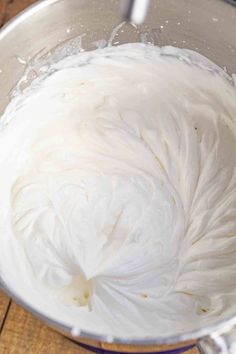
[0,1,199,353]
[0,0,7,27]
[0,291,11,330]
[0,301,90,354]
[0,0,36,25]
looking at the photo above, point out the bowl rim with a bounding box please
[1,0,236,347]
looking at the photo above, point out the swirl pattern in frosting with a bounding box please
[1,43,236,336]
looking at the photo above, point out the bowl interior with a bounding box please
[1,0,236,346]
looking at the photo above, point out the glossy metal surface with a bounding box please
[120,0,150,24]
[0,0,236,352]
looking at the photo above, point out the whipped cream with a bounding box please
[1,43,236,338]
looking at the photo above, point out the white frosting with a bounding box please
[1,43,236,337]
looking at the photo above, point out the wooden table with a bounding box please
[0,1,199,353]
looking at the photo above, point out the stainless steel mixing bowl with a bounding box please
[1,1,236,353]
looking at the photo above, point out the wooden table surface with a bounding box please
[0,1,199,353]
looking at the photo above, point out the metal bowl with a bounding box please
[1,1,236,352]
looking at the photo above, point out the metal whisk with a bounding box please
[120,0,150,24]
